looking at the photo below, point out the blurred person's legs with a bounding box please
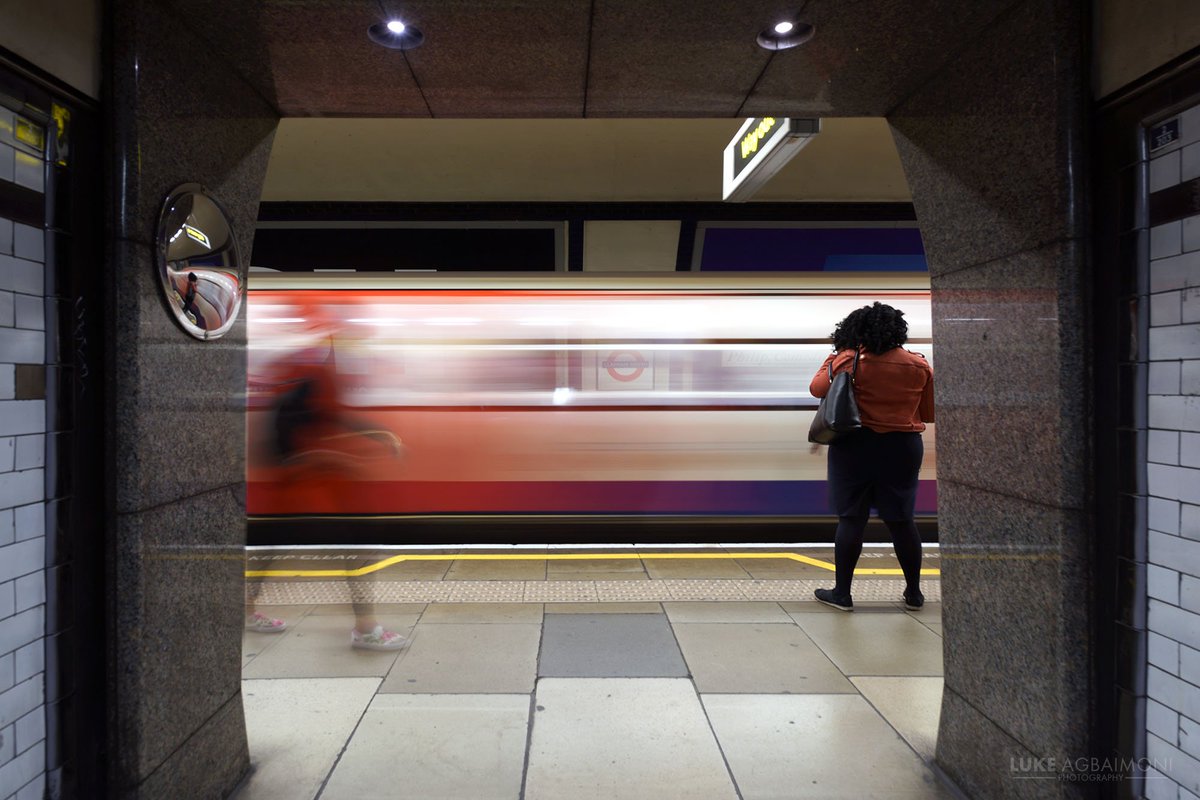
[348,573,407,651]
[245,557,287,632]
[263,397,406,645]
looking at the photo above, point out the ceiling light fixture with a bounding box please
[757,18,814,50]
[368,18,424,50]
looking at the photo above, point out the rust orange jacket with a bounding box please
[809,347,935,433]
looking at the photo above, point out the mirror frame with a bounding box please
[155,183,246,340]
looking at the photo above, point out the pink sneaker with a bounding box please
[351,625,408,651]
[246,612,287,633]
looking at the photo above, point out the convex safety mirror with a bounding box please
[156,184,245,340]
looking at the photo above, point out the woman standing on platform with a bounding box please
[809,302,934,612]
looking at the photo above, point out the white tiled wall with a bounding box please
[1145,100,1200,799]
[0,105,47,800]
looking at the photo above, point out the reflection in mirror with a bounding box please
[156,184,245,339]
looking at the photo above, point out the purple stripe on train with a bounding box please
[351,480,937,516]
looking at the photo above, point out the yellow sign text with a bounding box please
[740,117,777,160]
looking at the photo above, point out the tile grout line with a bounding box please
[690,678,746,800]
[519,610,552,800]
[669,605,748,799]
[848,677,944,775]
[518,687,538,800]
[311,675,386,800]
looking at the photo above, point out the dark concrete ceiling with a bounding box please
[182,0,1016,118]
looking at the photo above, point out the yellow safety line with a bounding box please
[245,551,940,578]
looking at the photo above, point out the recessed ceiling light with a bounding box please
[757,18,814,50]
[368,19,424,50]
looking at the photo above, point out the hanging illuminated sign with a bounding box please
[722,117,820,202]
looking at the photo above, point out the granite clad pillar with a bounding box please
[107,1,278,796]
[888,1,1091,797]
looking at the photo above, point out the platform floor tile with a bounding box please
[379,623,541,693]
[663,600,793,624]
[702,694,957,799]
[303,602,426,616]
[790,613,945,676]
[545,557,648,574]
[241,604,308,669]
[369,559,454,581]
[241,613,418,679]
[322,694,530,800]
[538,613,687,678]
[908,601,944,637]
[642,558,753,580]
[524,678,738,800]
[418,602,544,624]
[779,600,907,617]
[908,601,942,622]
[543,602,663,614]
[235,678,379,800]
[673,622,855,694]
[852,676,945,762]
[444,559,548,581]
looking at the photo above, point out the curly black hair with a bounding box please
[830,302,909,354]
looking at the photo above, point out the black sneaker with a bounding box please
[903,590,924,611]
[814,588,854,611]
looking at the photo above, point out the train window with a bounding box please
[246,282,932,409]
[250,224,561,271]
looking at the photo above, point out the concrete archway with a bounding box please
[887,2,1091,793]
[103,1,1089,796]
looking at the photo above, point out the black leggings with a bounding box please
[834,515,923,597]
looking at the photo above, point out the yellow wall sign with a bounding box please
[15,117,45,152]
[52,104,71,167]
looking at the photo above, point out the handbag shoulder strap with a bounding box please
[828,348,863,381]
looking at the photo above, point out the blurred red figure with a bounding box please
[247,306,407,651]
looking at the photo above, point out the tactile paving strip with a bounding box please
[247,579,941,605]
[523,582,601,602]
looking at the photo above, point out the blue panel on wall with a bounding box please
[824,254,928,271]
[698,227,927,271]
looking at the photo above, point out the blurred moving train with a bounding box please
[245,273,935,543]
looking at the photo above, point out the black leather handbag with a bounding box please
[807,349,862,444]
